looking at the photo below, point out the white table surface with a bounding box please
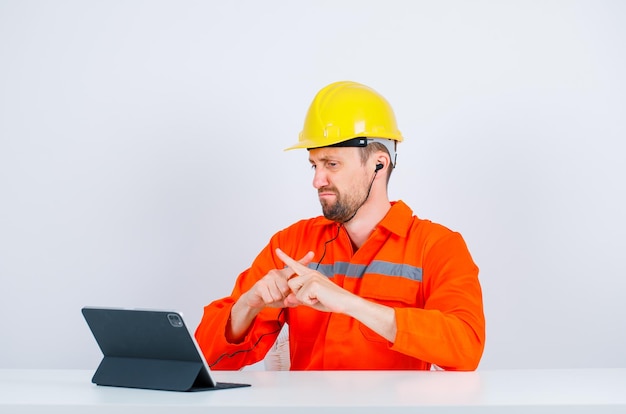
[1,368,625,413]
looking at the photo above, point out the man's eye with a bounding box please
[310,165,317,170]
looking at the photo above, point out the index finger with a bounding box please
[275,248,312,276]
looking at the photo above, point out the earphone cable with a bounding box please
[208,307,286,368]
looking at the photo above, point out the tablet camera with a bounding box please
[167,313,184,328]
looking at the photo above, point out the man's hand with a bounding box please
[276,248,355,313]
[227,250,315,343]
[243,250,315,310]
[275,248,398,343]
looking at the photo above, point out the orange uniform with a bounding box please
[195,200,485,371]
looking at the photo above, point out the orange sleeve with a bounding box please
[392,232,485,370]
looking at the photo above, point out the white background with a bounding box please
[1,0,625,370]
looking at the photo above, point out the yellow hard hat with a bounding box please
[285,81,403,152]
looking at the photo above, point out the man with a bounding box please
[195,81,485,371]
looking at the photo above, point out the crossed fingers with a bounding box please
[276,248,330,308]
[276,248,313,279]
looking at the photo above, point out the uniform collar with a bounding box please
[312,199,414,237]
[377,200,414,238]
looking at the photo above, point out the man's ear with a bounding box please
[374,151,391,172]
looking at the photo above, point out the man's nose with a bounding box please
[312,169,328,189]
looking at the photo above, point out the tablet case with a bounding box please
[81,307,250,392]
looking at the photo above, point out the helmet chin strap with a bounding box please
[322,137,397,169]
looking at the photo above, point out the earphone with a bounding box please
[375,163,383,172]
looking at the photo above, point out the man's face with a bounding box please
[308,147,371,223]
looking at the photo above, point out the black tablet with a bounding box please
[81,306,250,392]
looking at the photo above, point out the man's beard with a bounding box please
[319,184,369,223]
